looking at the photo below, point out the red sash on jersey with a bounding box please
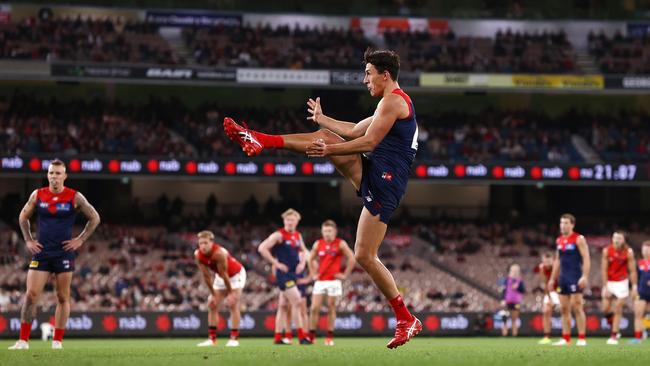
[195,243,242,278]
[606,244,629,281]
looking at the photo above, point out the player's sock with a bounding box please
[605,313,614,326]
[284,331,293,341]
[19,322,31,342]
[53,328,65,342]
[610,332,617,339]
[297,328,304,340]
[252,131,284,149]
[208,326,217,341]
[327,330,334,338]
[309,329,316,340]
[578,333,586,341]
[274,332,283,342]
[230,329,239,340]
[543,332,550,338]
[562,333,570,343]
[635,331,642,340]
[389,294,414,322]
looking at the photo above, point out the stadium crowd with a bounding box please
[2,94,649,163]
[588,30,650,74]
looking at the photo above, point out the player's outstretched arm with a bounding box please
[19,190,42,255]
[307,97,373,140]
[64,192,100,251]
[306,96,401,157]
[258,232,287,272]
[577,235,590,289]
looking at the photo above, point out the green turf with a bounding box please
[1,337,649,366]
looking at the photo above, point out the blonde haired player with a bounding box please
[307,220,355,345]
[258,209,311,344]
[195,230,246,347]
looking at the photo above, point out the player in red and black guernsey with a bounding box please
[224,48,421,348]
[307,220,355,345]
[258,208,310,344]
[195,230,246,347]
[601,230,636,345]
[548,213,590,346]
[630,240,650,344]
[537,251,560,345]
[9,159,100,350]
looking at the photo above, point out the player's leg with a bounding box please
[631,299,647,343]
[511,308,520,337]
[309,292,325,341]
[12,270,50,348]
[223,288,242,346]
[501,308,508,337]
[354,207,420,349]
[602,288,614,330]
[610,296,626,341]
[326,294,339,344]
[283,287,306,342]
[542,302,552,339]
[52,271,73,347]
[224,119,363,189]
[554,294,572,345]
[571,293,587,345]
[299,297,309,341]
[198,292,224,346]
[274,293,288,343]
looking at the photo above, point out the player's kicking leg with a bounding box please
[9,270,50,350]
[198,292,225,346]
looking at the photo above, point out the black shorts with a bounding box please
[639,292,650,302]
[276,271,297,291]
[29,256,75,273]
[558,277,582,295]
[357,156,406,224]
[506,303,521,311]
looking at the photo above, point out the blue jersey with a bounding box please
[556,232,583,284]
[638,259,650,297]
[34,187,77,260]
[369,88,418,191]
[358,88,418,224]
[272,228,302,273]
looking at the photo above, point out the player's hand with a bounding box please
[62,237,84,251]
[275,262,289,273]
[296,262,306,274]
[334,273,347,280]
[226,293,238,308]
[306,139,328,157]
[25,240,43,255]
[307,97,323,124]
[547,281,555,293]
[577,276,588,289]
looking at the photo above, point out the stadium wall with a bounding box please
[0,312,642,338]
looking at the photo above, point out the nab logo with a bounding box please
[364,196,372,202]
[55,203,71,211]
[39,202,49,209]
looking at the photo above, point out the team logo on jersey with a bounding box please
[39,202,49,209]
[381,172,393,182]
[55,203,71,211]
[29,261,39,268]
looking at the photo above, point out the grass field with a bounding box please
[1,337,650,366]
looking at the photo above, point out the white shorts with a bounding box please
[213,268,246,290]
[312,280,343,297]
[606,279,630,299]
[543,291,560,306]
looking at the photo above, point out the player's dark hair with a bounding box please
[363,48,400,81]
[322,219,337,229]
[560,213,576,225]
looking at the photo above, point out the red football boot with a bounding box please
[386,317,422,349]
[223,117,264,157]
